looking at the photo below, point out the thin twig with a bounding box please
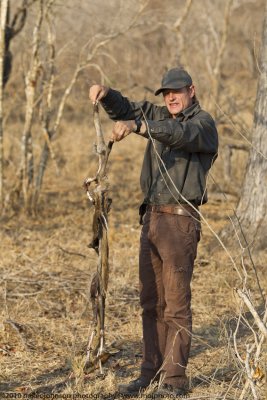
[236,289,267,338]
[56,245,86,259]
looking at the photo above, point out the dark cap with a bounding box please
[155,68,193,96]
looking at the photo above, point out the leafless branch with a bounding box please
[208,0,233,117]
[236,289,267,338]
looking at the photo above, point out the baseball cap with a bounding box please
[155,68,193,96]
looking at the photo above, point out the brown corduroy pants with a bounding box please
[139,209,200,388]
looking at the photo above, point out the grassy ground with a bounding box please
[0,120,266,399]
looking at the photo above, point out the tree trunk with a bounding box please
[0,0,9,210]
[20,0,43,212]
[221,3,267,251]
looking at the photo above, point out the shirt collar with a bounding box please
[178,101,201,119]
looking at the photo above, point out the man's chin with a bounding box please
[168,106,181,116]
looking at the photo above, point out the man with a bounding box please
[89,68,218,396]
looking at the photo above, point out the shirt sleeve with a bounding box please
[146,114,218,154]
[100,88,160,122]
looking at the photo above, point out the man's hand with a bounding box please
[89,84,109,104]
[111,120,136,142]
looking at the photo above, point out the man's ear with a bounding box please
[189,85,195,98]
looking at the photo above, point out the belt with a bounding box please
[146,204,198,217]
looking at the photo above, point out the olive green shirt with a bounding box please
[101,89,218,205]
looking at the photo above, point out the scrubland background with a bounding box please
[0,0,266,399]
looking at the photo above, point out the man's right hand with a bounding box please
[89,84,109,104]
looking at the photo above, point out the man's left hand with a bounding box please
[111,120,136,142]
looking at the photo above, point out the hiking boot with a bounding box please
[155,383,188,397]
[118,376,153,395]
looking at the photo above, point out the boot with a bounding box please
[118,376,153,395]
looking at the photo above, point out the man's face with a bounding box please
[163,86,195,117]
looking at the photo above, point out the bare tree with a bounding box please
[2,0,32,88]
[2,0,150,214]
[19,0,43,212]
[0,0,36,212]
[221,2,267,251]
[32,0,149,212]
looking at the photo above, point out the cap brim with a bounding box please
[154,84,188,96]
[154,88,163,96]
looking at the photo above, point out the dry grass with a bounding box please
[0,119,266,400]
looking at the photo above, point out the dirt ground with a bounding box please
[0,118,266,400]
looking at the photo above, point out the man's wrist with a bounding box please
[133,118,142,134]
